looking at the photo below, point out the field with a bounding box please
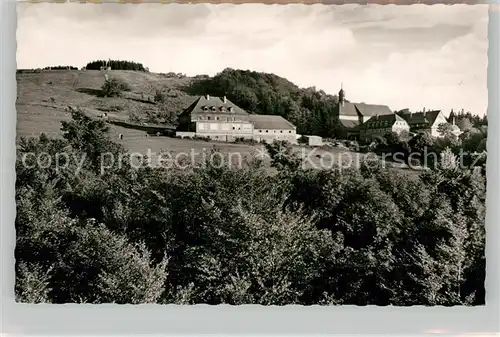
[16,70,416,174]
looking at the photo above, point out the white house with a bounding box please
[397,109,450,138]
[177,95,296,143]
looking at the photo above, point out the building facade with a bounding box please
[396,109,449,138]
[177,95,297,143]
[249,114,297,143]
[359,113,410,141]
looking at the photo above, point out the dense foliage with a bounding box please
[85,60,148,72]
[187,68,340,138]
[372,126,487,172]
[451,110,488,129]
[15,110,486,305]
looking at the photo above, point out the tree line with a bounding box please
[85,60,148,71]
[15,110,485,305]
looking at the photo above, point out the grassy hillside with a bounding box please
[16,70,196,139]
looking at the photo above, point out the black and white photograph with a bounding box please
[15,3,488,305]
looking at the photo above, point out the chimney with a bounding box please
[206,94,210,100]
[409,111,413,119]
[223,96,227,104]
[452,117,456,126]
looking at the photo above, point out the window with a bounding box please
[202,106,208,112]
[289,130,292,133]
[215,117,219,121]
[266,130,269,133]
[232,127,235,130]
[220,107,226,112]
[260,130,262,133]
[211,107,216,112]
[228,107,233,112]
[207,116,211,120]
[280,130,283,133]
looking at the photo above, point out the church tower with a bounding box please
[338,83,345,106]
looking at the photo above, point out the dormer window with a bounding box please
[202,106,208,112]
[228,107,233,113]
[220,107,226,112]
[211,106,216,112]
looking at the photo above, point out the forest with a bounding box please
[15,109,486,305]
[85,60,148,72]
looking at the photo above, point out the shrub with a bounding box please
[100,78,131,97]
[154,90,167,104]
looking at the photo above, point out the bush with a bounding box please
[154,90,167,104]
[100,78,131,97]
[234,137,257,145]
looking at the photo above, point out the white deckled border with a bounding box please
[1,1,499,335]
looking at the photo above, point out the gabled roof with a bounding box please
[338,102,359,117]
[249,114,295,130]
[362,113,407,129]
[354,103,393,117]
[397,110,442,126]
[180,95,249,118]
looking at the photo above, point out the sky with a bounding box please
[16,3,489,115]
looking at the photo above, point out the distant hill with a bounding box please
[16,67,342,139]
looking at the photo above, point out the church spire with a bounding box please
[338,82,345,106]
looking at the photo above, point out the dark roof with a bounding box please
[338,102,393,117]
[338,102,359,117]
[180,95,249,118]
[249,114,295,130]
[355,103,393,117]
[397,110,442,126]
[362,113,406,129]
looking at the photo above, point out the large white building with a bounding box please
[177,95,297,143]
